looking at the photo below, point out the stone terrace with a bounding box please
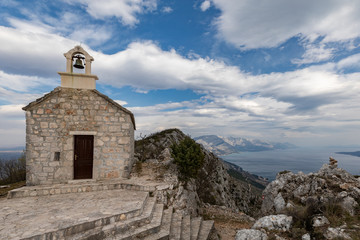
[1,179,215,240]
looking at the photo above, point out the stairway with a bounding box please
[69,196,215,240]
[4,182,215,240]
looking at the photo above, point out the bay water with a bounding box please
[222,147,360,181]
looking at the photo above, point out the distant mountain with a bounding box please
[0,146,24,161]
[194,135,296,155]
[0,146,24,152]
[336,151,360,158]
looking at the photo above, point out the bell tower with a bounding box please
[58,45,98,89]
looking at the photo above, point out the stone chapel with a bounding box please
[23,46,136,185]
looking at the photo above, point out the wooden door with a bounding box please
[74,135,94,179]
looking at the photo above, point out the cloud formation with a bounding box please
[78,0,157,26]
[0,1,360,148]
[200,1,211,11]
[212,0,360,49]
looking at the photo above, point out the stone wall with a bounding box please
[24,87,135,185]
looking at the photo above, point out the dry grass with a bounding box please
[0,181,26,198]
[214,219,252,240]
[201,206,254,240]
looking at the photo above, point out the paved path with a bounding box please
[0,189,148,239]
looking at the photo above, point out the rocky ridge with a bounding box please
[133,129,264,217]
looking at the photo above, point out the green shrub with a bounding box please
[171,136,204,182]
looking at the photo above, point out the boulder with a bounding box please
[302,233,311,240]
[274,193,285,213]
[252,214,292,231]
[235,229,268,240]
[324,227,351,240]
[341,196,358,216]
[312,215,330,227]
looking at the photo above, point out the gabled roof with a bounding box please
[23,87,136,129]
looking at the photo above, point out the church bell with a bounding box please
[73,55,85,69]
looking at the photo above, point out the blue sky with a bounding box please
[1,0,360,148]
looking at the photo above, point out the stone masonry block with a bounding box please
[122,123,130,130]
[109,126,121,132]
[118,137,130,145]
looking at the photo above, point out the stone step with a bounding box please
[170,211,183,240]
[7,180,161,199]
[190,217,202,240]
[69,196,157,240]
[181,215,191,240]
[197,220,214,240]
[109,203,164,240]
[143,207,174,240]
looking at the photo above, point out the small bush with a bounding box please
[323,199,344,216]
[287,198,321,231]
[171,136,204,182]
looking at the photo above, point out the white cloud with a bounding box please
[0,87,41,105]
[0,71,56,92]
[115,100,128,106]
[8,17,55,34]
[78,0,158,26]
[7,10,113,48]
[337,53,360,70]
[0,25,78,77]
[200,0,211,11]
[69,26,112,47]
[0,105,25,148]
[91,41,357,113]
[292,42,334,65]
[211,0,360,49]
[162,6,173,13]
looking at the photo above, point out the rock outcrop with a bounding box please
[133,129,263,216]
[252,214,293,231]
[261,158,360,216]
[256,158,360,239]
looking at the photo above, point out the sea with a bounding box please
[222,146,360,181]
[0,152,23,161]
[2,147,360,182]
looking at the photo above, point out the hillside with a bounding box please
[194,135,296,155]
[133,129,266,216]
[336,150,360,157]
